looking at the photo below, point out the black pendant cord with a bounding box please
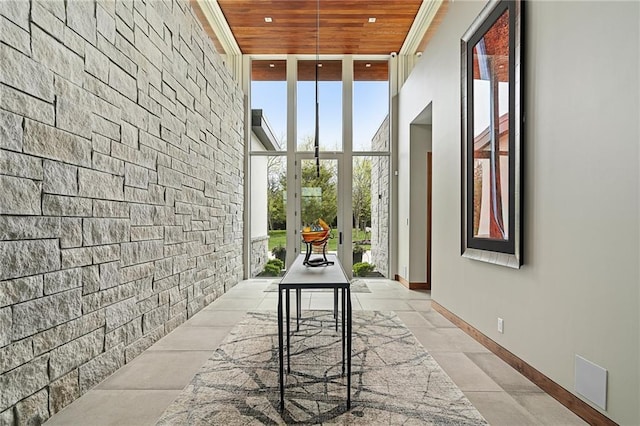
[315,0,320,177]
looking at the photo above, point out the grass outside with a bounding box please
[268,229,371,253]
[268,230,287,251]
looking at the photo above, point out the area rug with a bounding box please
[156,311,487,425]
[264,279,371,293]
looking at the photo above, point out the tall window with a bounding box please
[251,60,287,151]
[297,60,343,151]
[353,60,389,277]
[249,61,287,277]
[353,61,389,152]
[354,155,390,278]
[248,57,391,278]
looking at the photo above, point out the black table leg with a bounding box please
[334,288,338,331]
[341,287,346,374]
[347,288,352,409]
[286,288,290,374]
[296,288,301,332]
[278,288,284,410]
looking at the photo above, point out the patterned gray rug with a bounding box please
[156,311,487,425]
[264,279,371,293]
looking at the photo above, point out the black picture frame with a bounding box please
[461,0,523,268]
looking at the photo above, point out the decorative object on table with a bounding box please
[461,0,524,268]
[301,218,333,266]
[156,311,488,425]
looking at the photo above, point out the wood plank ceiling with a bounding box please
[251,59,389,81]
[216,0,423,55]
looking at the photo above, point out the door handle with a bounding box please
[339,231,343,245]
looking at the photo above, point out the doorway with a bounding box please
[295,154,345,268]
[403,103,432,289]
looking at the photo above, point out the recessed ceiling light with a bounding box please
[264,17,273,23]
[317,63,323,67]
[368,17,376,23]
[365,63,372,67]
[269,63,275,68]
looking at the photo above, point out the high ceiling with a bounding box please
[217,0,421,55]
[193,0,446,56]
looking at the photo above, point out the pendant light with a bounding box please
[314,0,320,177]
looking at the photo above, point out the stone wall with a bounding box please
[371,116,390,277]
[250,235,269,277]
[0,0,244,423]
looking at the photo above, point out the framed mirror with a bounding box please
[461,0,523,268]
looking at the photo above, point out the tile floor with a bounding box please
[46,279,586,425]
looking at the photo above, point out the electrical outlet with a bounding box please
[497,317,504,333]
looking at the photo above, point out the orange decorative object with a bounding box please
[318,218,330,230]
[301,230,329,243]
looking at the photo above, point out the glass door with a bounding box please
[295,154,345,269]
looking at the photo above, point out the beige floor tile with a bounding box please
[228,279,267,287]
[364,278,399,290]
[429,352,503,392]
[234,279,273,288]
[44,390,180,426]
[222,287,269,299]
[466,352,543,393]
[419,310,458,328]
[358,289,411,298]
[96,350,213,390]
[411,327,490,353]
[259,292,279,302]
[360,287,430,301]
[407,299,431,311]
[204,297,263,311]
[465,391,540,426]
[185,309,247,326]
[395,311,434,328]
[356,297,413,311]
[511,392,588,425]
[149,326,232,351]
[406,290,431,300]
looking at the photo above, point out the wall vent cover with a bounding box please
[575,354,607,410]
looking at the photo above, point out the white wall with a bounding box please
[250,135,268,238]
[397,1,639,424]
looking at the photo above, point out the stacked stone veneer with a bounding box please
[371,116,390,277]
[0,0,244,423]
[250,235,269,277]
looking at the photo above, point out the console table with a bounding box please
[277,254,352,410]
